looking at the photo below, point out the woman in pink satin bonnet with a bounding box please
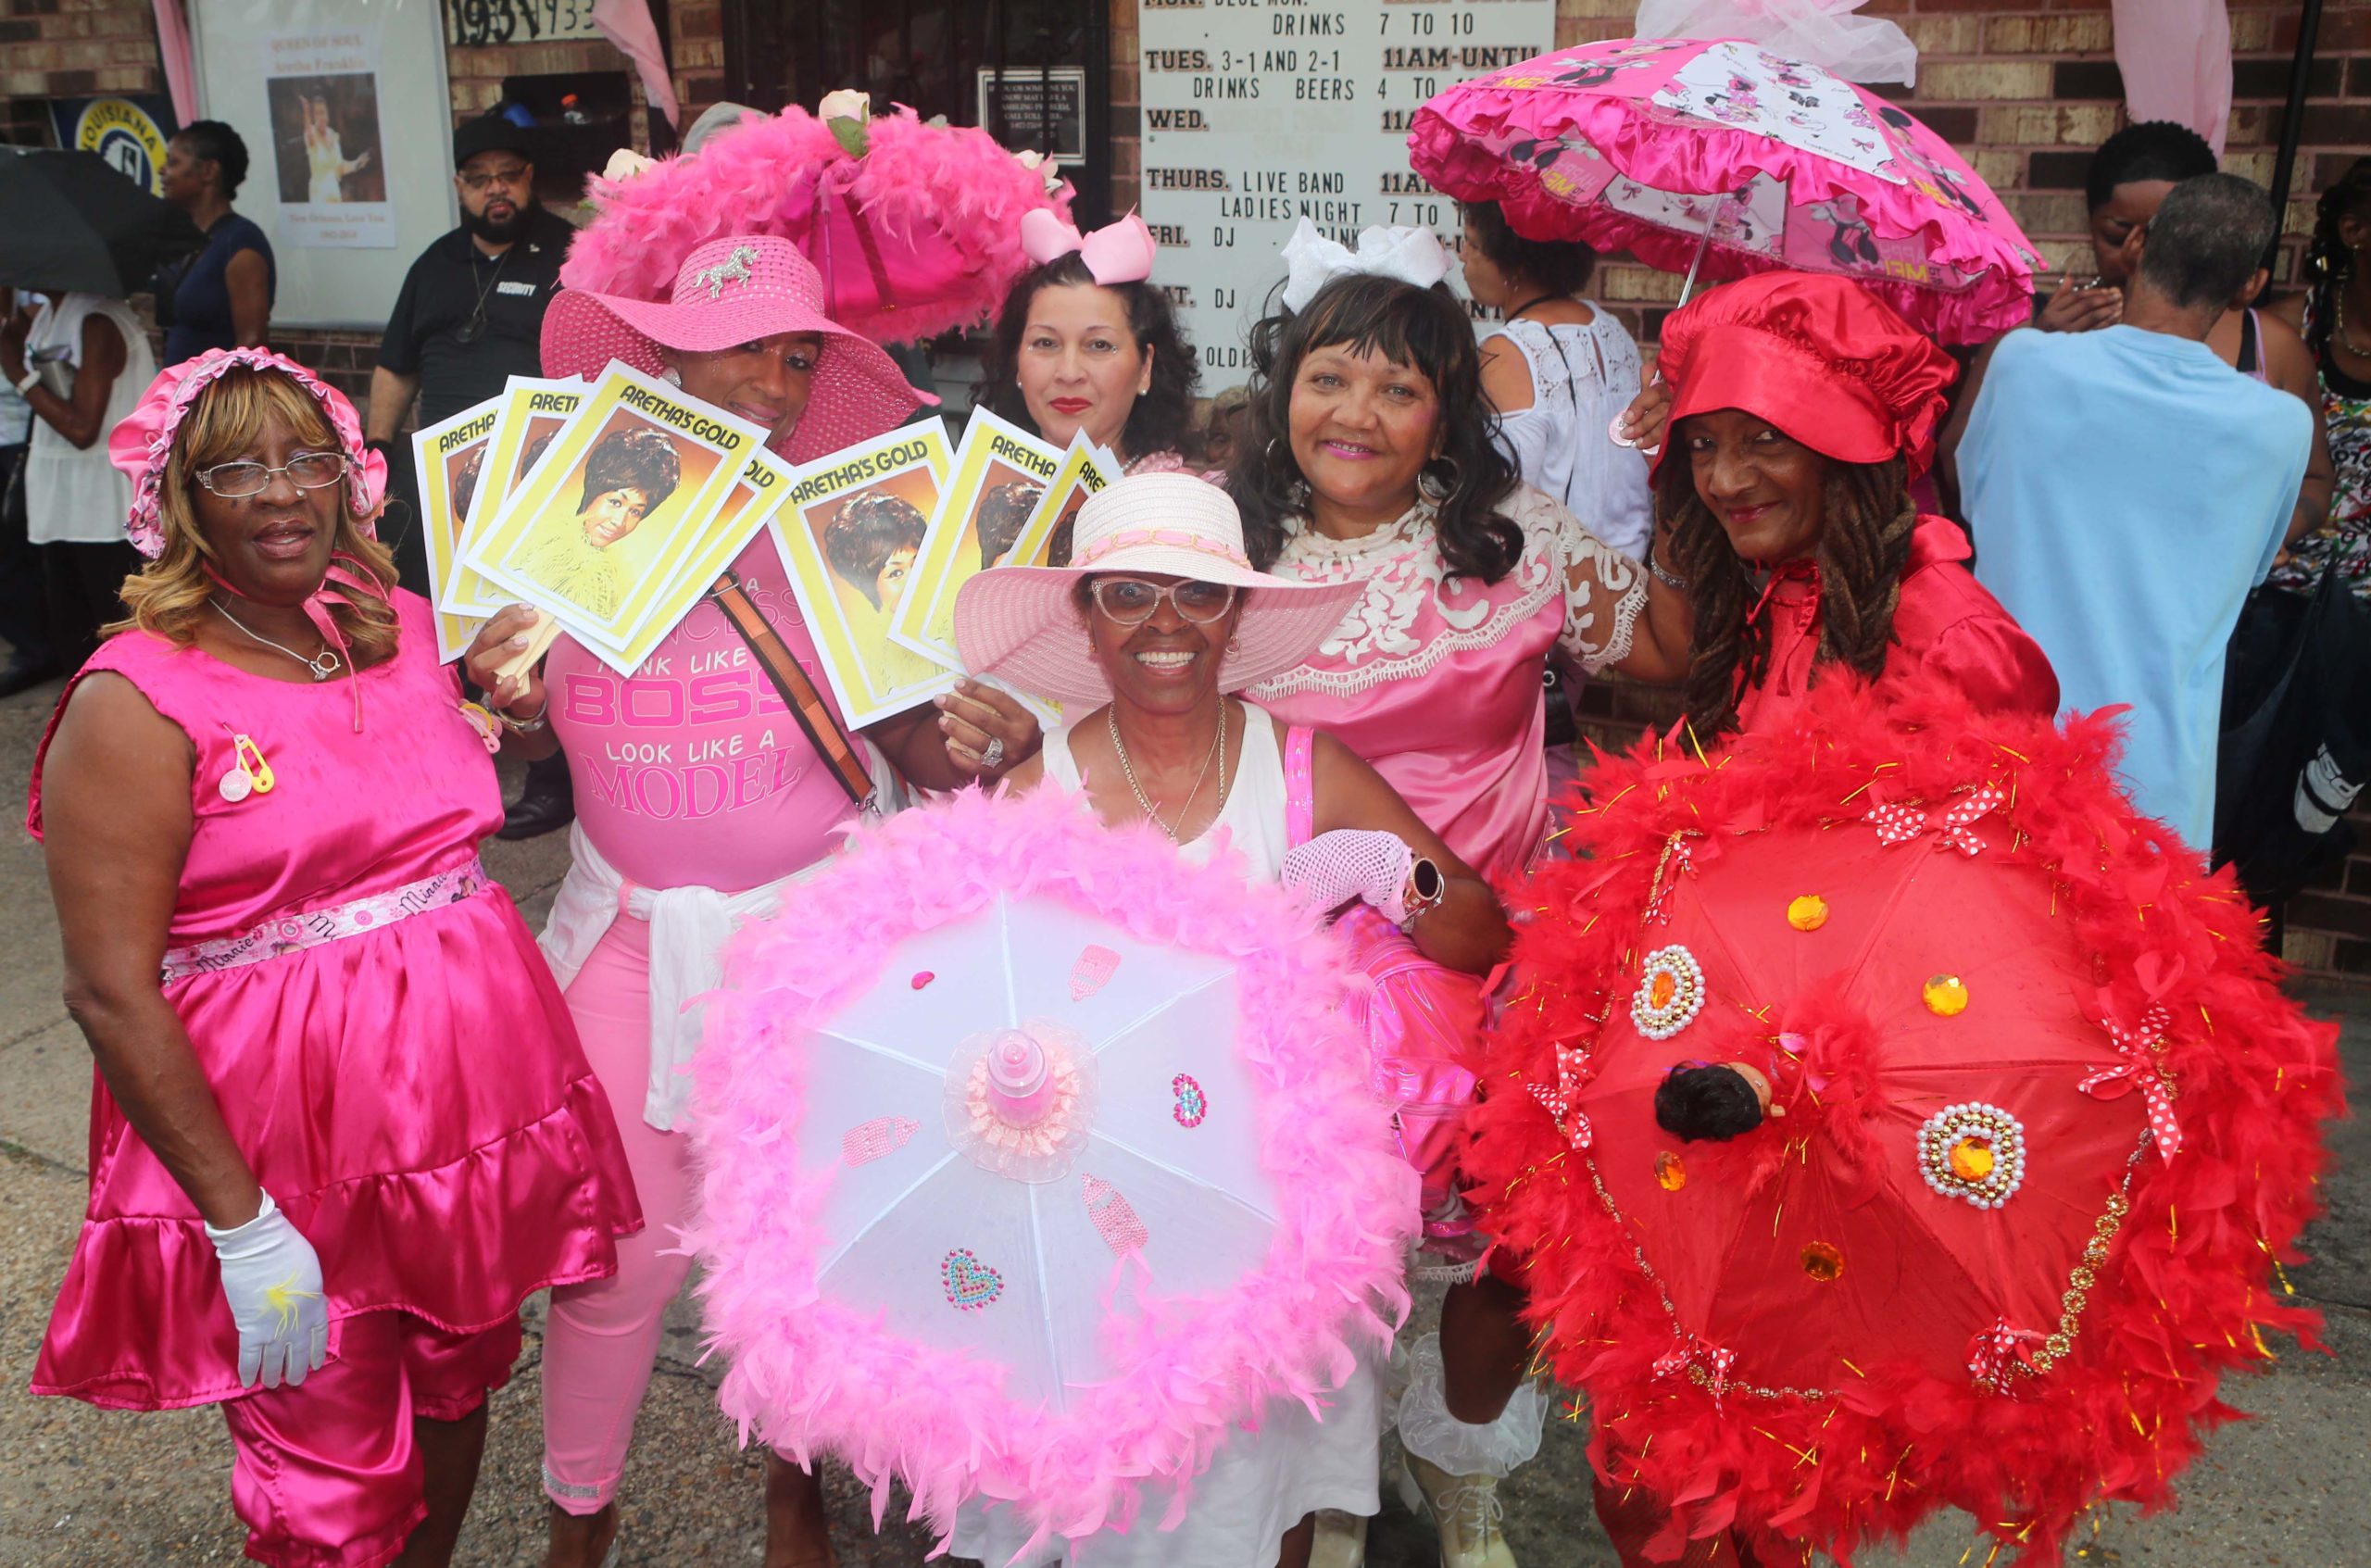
[1229,219,1698,1565]
[27,348,640,1568]
[973,208,1213,483]
[955,470,1512,1568]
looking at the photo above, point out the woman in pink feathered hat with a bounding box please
[461,232,1047,1566]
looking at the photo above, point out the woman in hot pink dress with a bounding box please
[29,348,639,1568]
[1230,238,1694,1566]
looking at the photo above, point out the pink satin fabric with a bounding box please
[220,1313,521,1568]
[1734,516,2059,734]
[2114,0,2232,156]
[27,592,640,1411]
[547,537,858,895]
[1250,492,1638,880]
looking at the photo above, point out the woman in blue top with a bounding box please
[157,121,275,361]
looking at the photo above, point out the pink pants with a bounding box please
[221,1310,520,1568]
[541,915,694,1512]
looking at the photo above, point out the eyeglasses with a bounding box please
[458,164,531,193]
[197,452,348,498]
[1089,577,1238,625]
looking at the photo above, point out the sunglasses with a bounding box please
[1089,577,1238,626]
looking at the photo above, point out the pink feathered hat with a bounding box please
[109,347,386,559]
[955,472,1361,706]
[540,234,929,464]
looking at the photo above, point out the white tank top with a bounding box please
[1041,702,1290,881]
[1483,311,1653,563]
[25,294,156,546]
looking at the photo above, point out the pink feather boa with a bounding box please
[563,107,1067,345]
[685,784,1417,1552]
[1470,665,2346,1565]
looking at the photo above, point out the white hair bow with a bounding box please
[1278,217,1455,314]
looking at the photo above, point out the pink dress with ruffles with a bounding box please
[26,591,641,1411]
[1248,487,1645,880]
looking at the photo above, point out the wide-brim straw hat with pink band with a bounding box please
[540,234,929,465]
[955,472,1361,707]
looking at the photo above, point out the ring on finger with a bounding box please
[981,736,1007,770]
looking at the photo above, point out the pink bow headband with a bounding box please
[110,347,387,559]
[1020,208,1158,285]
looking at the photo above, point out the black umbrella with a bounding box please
[0,149,204,297]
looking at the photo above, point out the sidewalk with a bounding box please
[0,674,2363,1565]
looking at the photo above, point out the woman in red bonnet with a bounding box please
[1625,270,2057,736]
[1453,274,2061,1568]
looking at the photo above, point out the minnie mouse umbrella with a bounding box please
[685,786,1414,1552]
[1470,669,2343,1565]
[1408,38,2040,345]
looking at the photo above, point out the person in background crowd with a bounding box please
[2273,154,2371,600]
[1202,383,1251,470]
[2012,120,2332,542]
[469,234,1038,1568]
[29,347,637,1568]
[155,120,275,364]
[975,213,1210,475]
[1951,173,2311,852]
[1233,246,1696,1568]
[1460,199,1651,562]
[0,297,53,695]
[369,109,580,840]
[1,289,156,673]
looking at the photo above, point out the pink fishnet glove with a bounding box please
[1283,829,1417,924]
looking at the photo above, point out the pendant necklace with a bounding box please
[214,599,341,681]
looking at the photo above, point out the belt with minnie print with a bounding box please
[159,858,491,986]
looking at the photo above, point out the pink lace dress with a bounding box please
[1248,487,1646,879]
[26,592,641,1411]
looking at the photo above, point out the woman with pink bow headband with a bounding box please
[26,348,639,1568]
[973,209,1212,491]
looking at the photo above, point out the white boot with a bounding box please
[1396,1449,1516,1568]
[1309,1508,1369,1568]
[1391,1332,1545,1568]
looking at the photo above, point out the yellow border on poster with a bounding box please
[409,398,499,661]
[566,444,798,675]
[448,374,585,615]
[998,431,1119,571]
[463,364,765,658]
[767,424,960,729]
[888,406,1062,666]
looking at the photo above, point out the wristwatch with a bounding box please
[1399,857,1447,933]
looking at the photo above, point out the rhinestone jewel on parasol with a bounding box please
[685,785,1415,1552]
[1468,667,2342,1566]
[562,100,1068,345]
[1408,37,2041,345]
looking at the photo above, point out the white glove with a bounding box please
[1282,829,1418,923]
[206,1191,329,1390]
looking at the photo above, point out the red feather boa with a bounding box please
[1470,666,2344,1565]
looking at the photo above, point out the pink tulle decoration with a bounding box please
[686,785,1416,1552]
[561,106,1071,345]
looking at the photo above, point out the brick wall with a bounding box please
[0,0,161,103]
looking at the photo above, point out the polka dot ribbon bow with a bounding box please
[1652,1333,1738,1399]
[1865,782,2004,856]
[1524,1041,1595,1150]
[1966,1318,2046,1385]
[2078,1004,2181,1159]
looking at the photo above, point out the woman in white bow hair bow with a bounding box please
[1231,217,1698,1567]
[974,210,1211,492]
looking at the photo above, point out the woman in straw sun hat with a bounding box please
[952,470,1512,1568]
[461,233,1043,1565]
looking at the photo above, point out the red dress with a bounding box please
[1734,515,2058,731]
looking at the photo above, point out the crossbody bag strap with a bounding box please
[709,569,873,807]
[1283,724,1316,847]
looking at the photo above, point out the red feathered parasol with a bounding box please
[563,101,1068,345]
[1471,667,2344,1566]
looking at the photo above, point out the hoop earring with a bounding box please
[1418,456,1461,503]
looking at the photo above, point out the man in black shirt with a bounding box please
[368,110,578,837]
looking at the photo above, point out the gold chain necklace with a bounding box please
[1107,700,1228,843]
